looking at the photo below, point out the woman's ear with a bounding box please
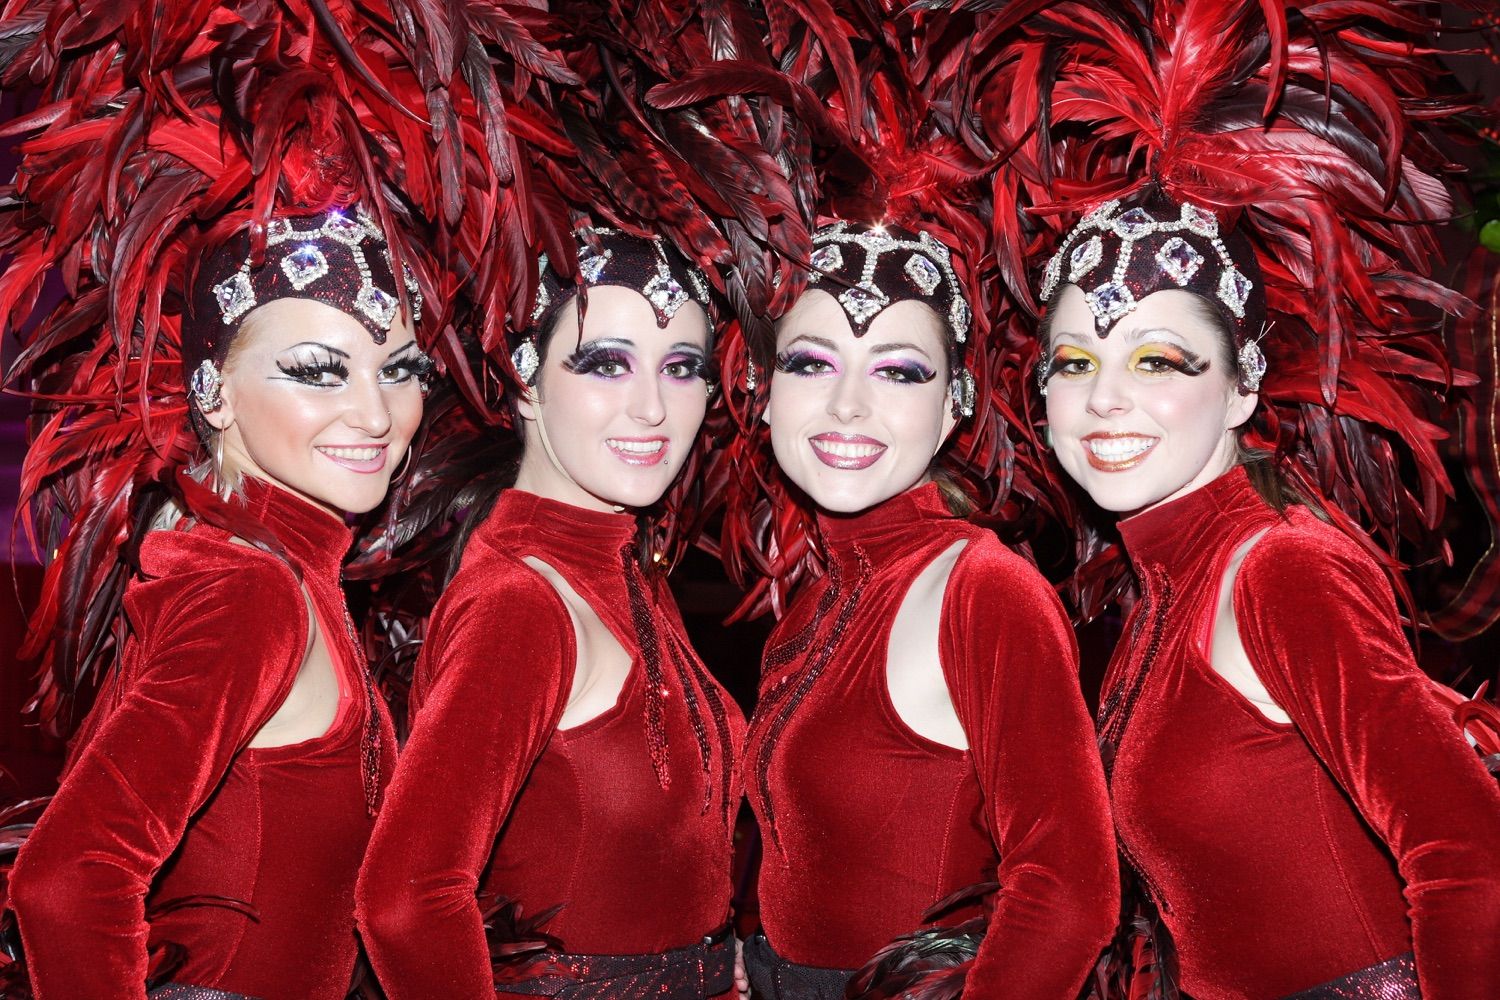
[200,381,237,433]
[1225,388,1258,431]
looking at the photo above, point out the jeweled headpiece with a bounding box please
[1040,197,1266,391]
[186,206,420,380]
[529,227,712,334]
[807,221,972,351]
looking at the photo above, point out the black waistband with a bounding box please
[742,933,854,1000]
[494,925,734,998]
[1282,952,1419,1000]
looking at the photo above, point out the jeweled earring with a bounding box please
[1237,338,1267,393]
[512,338,540,386]
[744,356,758,392]
[949,368,975,419]
[191,359,223,412]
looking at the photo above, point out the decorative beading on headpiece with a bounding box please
[188,206,419,369]
[807,221,972,348]
[1040,198,1266,392]
[528,227,712,333]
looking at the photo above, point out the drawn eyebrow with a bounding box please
[784,334,838,351]
[283,341,350,358]
[384,339,420,359]
[867,341,935,357]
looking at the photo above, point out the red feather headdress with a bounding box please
[967,0,1490,617]
[681,0,1045,620]
[0,0,566,732]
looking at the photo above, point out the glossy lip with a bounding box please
[607,436,670,467]
[1081,432,1158,472]
[316,443,389,474]
[810,432,887,471]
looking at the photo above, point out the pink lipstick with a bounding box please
[811,433,887,471]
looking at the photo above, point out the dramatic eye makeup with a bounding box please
[870,358,936,384]
[661,347,708,382]
[380,343,435,384]
[1044,344,1097,380]
[275,343,349,386]
[563,339,634,378]
[1131,342,1211,376]
[774,347,839,377]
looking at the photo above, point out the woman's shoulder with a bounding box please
[434,530,572,628]
[1239,505,1376,582]
[134,523,299,599]
[948,525,1056,592]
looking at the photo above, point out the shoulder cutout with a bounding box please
[886,538,969,749]
[521,555,631,731]
[1209,527,1292,725]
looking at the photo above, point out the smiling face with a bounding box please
[513,284,710,512]
[206,297,428,515]
[1041,286,1257,515]
[765,290,958,514]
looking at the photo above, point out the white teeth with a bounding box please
[319,446,382,461]
[1087,437,1154,461]
[608,439,665,454]
[812,439,884,459]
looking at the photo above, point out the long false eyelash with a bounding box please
[277,350,349,383]
[774,349,833,374]
[1143,348,1211,376]
[874,359,936,384]
[385,350,436,382]
[664,353,709,380]
[563,344,631,375]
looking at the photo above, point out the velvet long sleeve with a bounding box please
[356,570,572,998]
[746,483,1117,995]
[357,490,742,999]
[1235,526,1500,999]
[9,539,306,1000]
[939,545,1120,997]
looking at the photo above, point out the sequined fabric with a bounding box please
[1284,953,1419,1000]
[742,933,853,1000]
[149,986,257,999]
[493,927,734,999]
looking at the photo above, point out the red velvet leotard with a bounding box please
[1105,466,1500,999]
[744,483,1118,997]
[9,478,396,1000]
[356,489,745,998]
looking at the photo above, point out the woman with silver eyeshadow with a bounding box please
[356,228,746,1000]
[1007,2,1500,996]
[730,220,1119,1000]
[0,2,478,994]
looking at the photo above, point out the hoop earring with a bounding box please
[391,447,413,482]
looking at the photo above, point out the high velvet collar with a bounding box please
[239,476,352,584]
[817,481,955,554]
[1117,465,1278,578]
[483,488,638,574]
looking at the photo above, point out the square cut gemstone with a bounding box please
[1113,207,1157,239]
[281,244,330,290]
[1087,281,1136,328]
[322,212,369,246]
[810,244,844,273]
[904,253,942,294]
[1069,236,1104,282]
[355,284,398,328]
[1155,237,1204,286]
[857,230,895,252]
[1180,202,1220,237]
[1218,267,1252,317]
[213,271,256,322]
[265,218,295,244]
[838,286,885,326]
[644,272,689,318]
